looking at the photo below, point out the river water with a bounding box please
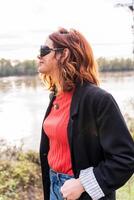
[0,72,134,150]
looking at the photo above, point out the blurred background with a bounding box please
[0,0,134,199]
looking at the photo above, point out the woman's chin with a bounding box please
[38,68,49,75]
[38,67,44,73]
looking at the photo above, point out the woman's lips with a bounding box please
[39,61,44,64]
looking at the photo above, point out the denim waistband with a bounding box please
[49,168,74,180]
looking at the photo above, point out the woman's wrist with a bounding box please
[77,178,85,193]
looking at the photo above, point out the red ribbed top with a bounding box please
[43,90,74,175]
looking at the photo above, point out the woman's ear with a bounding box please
[62,48,69,60]
[59,48,70,64]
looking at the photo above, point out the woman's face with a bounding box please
[38,38,60,77]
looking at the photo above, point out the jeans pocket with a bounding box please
[50,181,60,200]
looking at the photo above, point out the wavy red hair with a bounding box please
[41,28,99,92]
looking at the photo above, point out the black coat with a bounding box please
[40,81,134,200]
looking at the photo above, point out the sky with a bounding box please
[0,0,133,60]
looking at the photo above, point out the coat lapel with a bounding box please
[67,82,87,153]
[70,82,87,117]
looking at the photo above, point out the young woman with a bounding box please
[38,28,134,200]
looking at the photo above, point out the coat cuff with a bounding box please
[79,167,105,200]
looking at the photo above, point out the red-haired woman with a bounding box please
[38,28,134,200]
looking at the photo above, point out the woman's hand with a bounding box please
[60,178,85,200]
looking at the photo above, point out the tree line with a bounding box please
[97,57,134,72]
[0,59,37,77]
[0,57,134,77]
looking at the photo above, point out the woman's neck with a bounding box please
[55,87,63,96]
[54,80,63,95]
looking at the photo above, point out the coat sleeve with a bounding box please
[93,92,134,195]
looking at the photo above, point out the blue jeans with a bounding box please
[49,169,74,200]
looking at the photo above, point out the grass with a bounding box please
[117,176,134,200]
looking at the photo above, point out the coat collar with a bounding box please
[70,81,90,117]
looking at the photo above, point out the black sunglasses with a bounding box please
[40,45,64,57]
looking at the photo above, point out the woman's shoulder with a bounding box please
[81,82,120,115]
[83,82,110,97]
[83,82,116,105]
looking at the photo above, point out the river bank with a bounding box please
[0,139,134,200]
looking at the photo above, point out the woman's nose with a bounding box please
[37,55,41,59]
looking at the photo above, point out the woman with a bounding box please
[38,28,134,200]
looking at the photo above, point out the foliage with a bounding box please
[124,99,134,139]
[0,57,134,77]
[13,60,37,76]
[117,176,134,200]
[0,142,43,200]
[97,57,134,72]
[0,59,37,77]
[0,59,13,77]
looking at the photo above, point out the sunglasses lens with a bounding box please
[40,46,51,57]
